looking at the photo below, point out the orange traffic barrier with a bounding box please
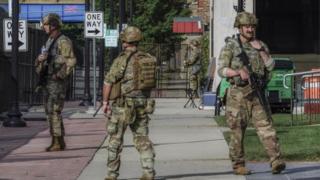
[303,69,320,114]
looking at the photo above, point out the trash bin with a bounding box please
[200,92,216,110]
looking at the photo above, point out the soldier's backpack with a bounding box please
[132,52,157,90]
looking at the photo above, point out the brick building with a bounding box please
[188,0,210,30]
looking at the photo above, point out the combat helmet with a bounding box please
[41,13,62,29]
[120,26,142,43]
[234,11,258,28]
[190,39,200,47]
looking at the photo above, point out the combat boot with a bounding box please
[59,136,66,149]
[45,136,54,151]
[140,174,154,180]
[46,136,64,151]
[104,176,117,180]
[271,160,286,174]
[233,166,252,175]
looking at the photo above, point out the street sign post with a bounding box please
[3,19,28,52]
[84,11,104,38]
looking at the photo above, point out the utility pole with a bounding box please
[80,0,93,106]
[128,0,133,24]
[97,0,105,101]
[209,0,213,59]
[3,0,26,127]
[108,0,116,66]
[118,0,125,53]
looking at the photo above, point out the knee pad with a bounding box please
[108,137,121,152]
[134,136,153,152]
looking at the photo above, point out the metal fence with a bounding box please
[284,70,320,125]
[0,27,76,113]
[0,39,202,112]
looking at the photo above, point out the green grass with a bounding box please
[216,114,320,161]
[216,114,320,127]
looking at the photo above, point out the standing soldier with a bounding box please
[102,26,156,180]
[217,12,286,175]
[35,13,76,151]
[184,39,201,97]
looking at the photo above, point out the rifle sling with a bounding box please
[46,33,63,62]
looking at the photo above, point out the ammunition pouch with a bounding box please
[109,81,121,100]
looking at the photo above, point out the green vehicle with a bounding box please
[216,57,294,114]
[266,58,294,112]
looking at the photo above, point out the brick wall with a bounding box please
[189,0,210,25]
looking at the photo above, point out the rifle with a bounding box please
[35,34,62,93]
[236,35,272,119]
[93,102,112,118]
[93,101,103,117]
[35,55,50,93]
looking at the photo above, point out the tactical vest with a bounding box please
[121,51,157,95]
[224,36,268,85]
[46,35,65,76]
[132,52,157,90]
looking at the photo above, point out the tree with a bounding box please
[132,0,191,44]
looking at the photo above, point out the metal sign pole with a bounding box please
[97,0,106,101]
[3,0,26,127]
[80,0,93,106]
[92,0,97,109]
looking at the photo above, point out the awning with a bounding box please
[173,16,203,33]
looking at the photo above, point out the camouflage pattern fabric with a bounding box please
[104,47,155,178]
[218,36,274,85]
[106,97,155,178]
[35,34,76,137]
[104,49,151,97]
[218,35,282,168]
[185,47,201,91]
[226,86,281,167]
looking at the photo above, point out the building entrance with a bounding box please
[256,0,319,54]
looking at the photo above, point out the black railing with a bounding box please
[283,70,320,125]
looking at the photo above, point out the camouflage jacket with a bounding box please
[35,34,76,81]
[218,35,274,86]
[104,48,150,97]
[185,48,201,66]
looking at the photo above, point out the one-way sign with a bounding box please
[3,19,28,52]
[85,11,104,38]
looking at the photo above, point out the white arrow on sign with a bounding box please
[85,11,104,38]
[3,19,28,52]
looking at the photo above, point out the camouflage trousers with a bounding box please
[189,74,199,92]
[106,97,155,178]
[225,86,281,168]
[45,81,66,137]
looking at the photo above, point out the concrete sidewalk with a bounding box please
[1,99,319,180]
[0,102,107,180]
[78,98,244,180]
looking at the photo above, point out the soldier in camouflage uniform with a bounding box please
[184,39,201,97]
[217,12,286,175]
[35,13,76,151]
[102,26,156,180]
